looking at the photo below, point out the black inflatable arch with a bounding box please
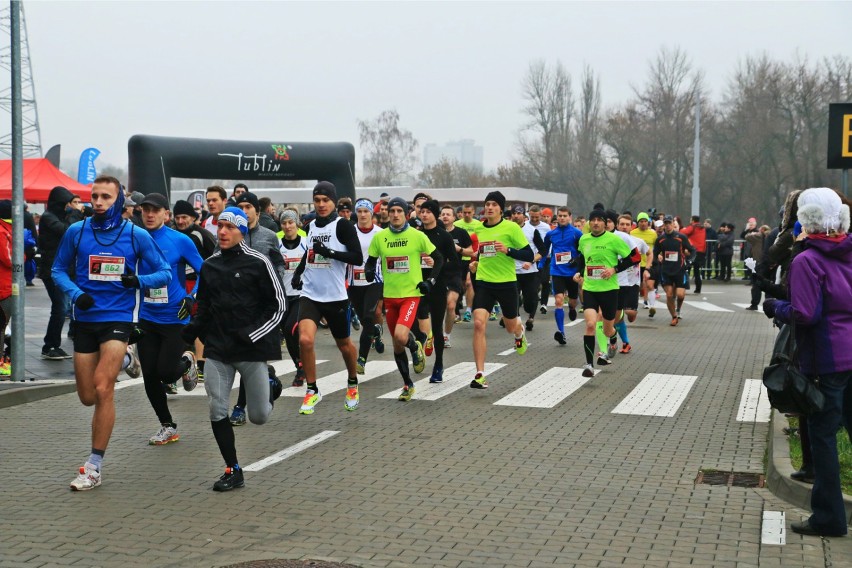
[128,134,356,201]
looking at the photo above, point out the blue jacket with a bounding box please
[541,224,583,277]
[775,234,852,375]
[52,219,171,323]
[139,225,204,325]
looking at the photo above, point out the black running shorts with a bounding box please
[73,321,135,354]
[298,297,351,339]
[551,276,579,299]
[472,282,519,320]
[581,289,619,321]
[617,285,640,310]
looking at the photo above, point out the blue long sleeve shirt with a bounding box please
[52,219,171,323]
[139,225,204,324]
[542,224,583,277]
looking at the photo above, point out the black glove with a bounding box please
[291,272,302,290]
[762,298,777,319]
[75,293,95,311]
[417,278,434,295]
[177,296,194,320]
[121,273,140,288]
[365,267,376,283]
[313,241,334,259]
[180,323,199,345]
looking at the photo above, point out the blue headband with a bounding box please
[218,207,249,234]
[355,198,373,212]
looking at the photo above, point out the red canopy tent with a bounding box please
[0,158,93,203]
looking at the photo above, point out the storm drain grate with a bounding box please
[695,469,765,488]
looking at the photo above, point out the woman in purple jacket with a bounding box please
[764,187,852,537]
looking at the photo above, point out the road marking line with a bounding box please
[377,362,506,400]
[611,373,698,417]
[567,319,584,326]
[497,347,516,356]
[732,303,753,309]
[684,301,733,312]
[736,379,771,423]
[114,378,144,390]
[243,430,340,472]
[283,360,397,397]
[761,511,786,545]
[494,367,594,408]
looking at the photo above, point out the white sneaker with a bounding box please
[124,344,141,378]
[149,425,179,446]
[443,335,451,348]
[581,364,595,378]
[69,462,101,491]
[597,353,612,366]
[181,351,198,391]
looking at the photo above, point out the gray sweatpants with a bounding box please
[205,359,272,424]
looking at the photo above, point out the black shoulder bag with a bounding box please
[762,321,824,415]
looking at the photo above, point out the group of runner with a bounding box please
[55,177,699,492]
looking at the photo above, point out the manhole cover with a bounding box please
[695,469,764,488]
[220,561,360,568]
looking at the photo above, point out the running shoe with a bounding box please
[230,405,246,425]
[299,390,322,415]
[424,332,434,357]
[515,334,528,355]
[470,372,488,389]
[318,319,329,329]
[539,305,548,315]
[149,425,179,446]
[643,301,650,309]
[124,344,141,378]
[212,467,244,492]
[164,382,179,395]
[581,364,595,378]
[356,356,367,375]
[181,351,198,392]
[41,347,72,360]
[269,376,283,404]
[454,314,462,323]
[352,314,361,331]
[69,462,101,491]
[398,385,415,401]
[525,319,534,332]
[0,361,10,377]
[554,331,567,345]
[462,311,472,323]
[443,335,451,349]
[344,385,359,411]
[373,324,385,354]
[292,366,305,387]
[197,368,205,383]
[597,353,612,366]
[568,307,577,321]
[499,318,505,328]
[429,367,443,383]
[676,310,682,319]
[412,340,426,374]
[649,307,656,318]
[489,309,498,321]
[619,343,632,354]
[607,341,617,359]
[670,317,678,327]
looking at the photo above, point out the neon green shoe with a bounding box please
[398,385,415,401]
[344,385,359,411]
[424,332,434,357]
[356,356,366,375]
[412,341,425,374]
[514,334,528,355]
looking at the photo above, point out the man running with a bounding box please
[511,205,544,331]
[135,193,205,445]
[278,209,309,387]
[53,176,171,490]
[654,215,695,326]
[364,197,444,400]
[612,213,651,354]
[440,205,474,349]
[572,209,640,377]
[540,206,583,345]
[525,205,552,316]
[349,198,385,375]
[469,191,534,388]
[454,202,482,323]
[181,207,286,491]
[202,185,227,238]
[291,182,363,415]
[630,212,659,315]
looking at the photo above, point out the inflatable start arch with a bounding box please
[128,134,356,201]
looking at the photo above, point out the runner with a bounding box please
[290,182,363,415]
[364,197,444,399]
[135,193,205,445]
[440,205,474,349]
[52,176,171,490]
[453,203,482,323]
[540,206,583,345]
[511,205,544,331]
[630,212,658,315]
[277,208,309,387]
[525,205,552,316]
[612,213,651,354]
[348,198,385,375]
[181,207,286,491]
[572,209,640,377]
[653,215,695,326]
[202,185,227,238]
[469,191,533,389]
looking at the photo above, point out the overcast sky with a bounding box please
[17,1,851,176]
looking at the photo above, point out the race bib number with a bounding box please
[385,256,409,273]
[88,255,125,281]
[479,241,498,257]
[144,286,169,304]
[420,253,431,268]
[284,257,302,271]
[555,251,572,265]
[586,265,606,280]
[664,251,679,262]
[353,268,366,282]
[307,250,331,268]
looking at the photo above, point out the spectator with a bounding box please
[716,223,735,281]
[703,219,717,278]
[257,196,279,232]
[764,187,851,538]
[740,217,759,279]
[744,225,770,310]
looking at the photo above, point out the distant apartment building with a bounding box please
[423,139,484,173]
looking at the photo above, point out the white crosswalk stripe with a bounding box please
[611,373,698,417]
[377,362,506,400]
[494,367,596,408]
[684,301,733,312]
[282,360,397,397]
[243,430,340,472]
[736,379,771,422]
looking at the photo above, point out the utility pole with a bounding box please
[0,2,42,158]
[9,0,24,381]
[691,98,700,217]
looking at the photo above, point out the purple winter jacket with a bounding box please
[775,234,852,375]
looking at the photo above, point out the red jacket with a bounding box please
[0,220,11,300]
[681,223,707,253]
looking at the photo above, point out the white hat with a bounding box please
[654,220,664,228]
[796,187,850,234]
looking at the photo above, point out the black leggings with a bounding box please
[138,320,186,425]
[348,284,383,360]
[282,295,301,366]
[420,283,448,368]
[718,254,733,280]
[538,262,551,307]
[517,272,540,317]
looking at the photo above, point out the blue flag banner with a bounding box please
[77,147,101,184]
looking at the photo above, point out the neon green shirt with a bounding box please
[630,228,657,267]
[454,218,482,260]
[368,226,435,298]
[577,230,632,292]
[473,219,529,284]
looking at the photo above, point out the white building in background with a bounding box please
[423,139,484,173]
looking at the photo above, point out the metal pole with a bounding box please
[9,0,25,381]
[691,99,700,217]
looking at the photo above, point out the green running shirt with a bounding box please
[368,226,436,298]
[577,230,632,292]
[453,218,482,260]
[473,219,529,284]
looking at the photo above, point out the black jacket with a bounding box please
[190,241,285,363]
[37,186,76,278]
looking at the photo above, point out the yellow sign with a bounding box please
[843,114,852,158]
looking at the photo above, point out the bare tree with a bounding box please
[358,109,418,186]
[418,157,493,188]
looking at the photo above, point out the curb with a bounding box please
[766,409,852,525]
[0,382,77,410]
